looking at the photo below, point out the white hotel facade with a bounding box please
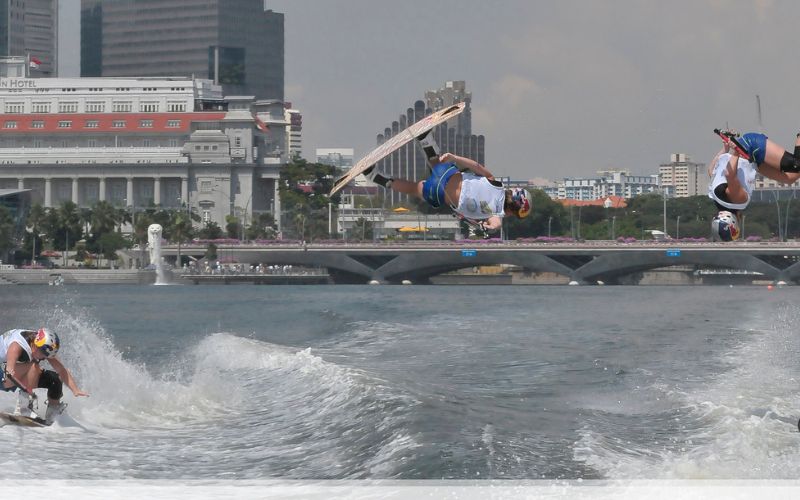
[0,59,298,230]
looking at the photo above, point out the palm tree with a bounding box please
[0,206,15,262]
[26,204,47,262]
[57,201,83,258]
[169,211,194,268]
[90,201,119,237]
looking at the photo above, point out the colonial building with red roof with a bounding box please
[0,70,296,230]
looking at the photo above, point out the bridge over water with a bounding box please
[158,241,800,285]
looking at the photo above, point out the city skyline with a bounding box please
[56,1,800,181]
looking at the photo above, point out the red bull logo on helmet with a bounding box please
[511,188,531,219]
[34,328,60,357]
[713,211,740,242]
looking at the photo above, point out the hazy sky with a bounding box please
[57,0,800,181]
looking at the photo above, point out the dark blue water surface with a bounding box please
[0,284,799,479]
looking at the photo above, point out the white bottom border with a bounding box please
[10,480,800,500]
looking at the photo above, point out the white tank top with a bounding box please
[708,153,756,211]
[0,329,32,363]
[456,173,506,220]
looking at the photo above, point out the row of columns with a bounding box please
[14,176,189,208]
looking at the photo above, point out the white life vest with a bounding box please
[0,329,33,364]
[708,153,757,211]
[455,173,506,220]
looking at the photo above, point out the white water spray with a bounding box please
[147,224,166,284]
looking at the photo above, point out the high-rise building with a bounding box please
[373,80,484,206]
[80,0,284,101]
[659,153,707,198]
[316,148,354,170]
[0,0,58,77]
[286,106,302,159]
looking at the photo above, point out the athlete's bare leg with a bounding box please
[388,179,424,199]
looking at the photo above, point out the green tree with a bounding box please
[90,201,120,237]
[24,204,48,262]
[53,201,84,253]
[168,211,194,267]
[279,158,339,240]
[245,212,277,240]
[197,222,224,240]
[205,242,218,261]
[96,231,130,267]
[225,214,241,240]
[0,206,15,262]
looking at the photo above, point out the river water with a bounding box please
[0,284,798,495]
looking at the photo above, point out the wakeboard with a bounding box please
[713,128,752,162]
[329,102,466,196]
[0,412,48,427]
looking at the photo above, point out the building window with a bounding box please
[33,139,43,148]
[57,120,72,128]
[31,102,50,113]
[168,139,178,147]
[58,102,79,113]
[234,136,242,148]
[86,101,105,112]
[30,121,45,129]
[4,102,24,114]
[112,101,132,112]
[166,120,181,128]
[200,181,212,193]
[167,102,187,112]
[3,121,17,129]
[84,120,100,128]
[139,102,159,112]
[87,139,97,148]
[139,119,153,128]
[112,120,126,128]
[143,139,153,147]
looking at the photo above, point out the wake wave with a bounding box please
[573,302,800,479]
[1,303,420,478]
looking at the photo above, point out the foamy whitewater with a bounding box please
[1,284,799,482]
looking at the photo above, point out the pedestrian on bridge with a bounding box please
[708,130,800,241]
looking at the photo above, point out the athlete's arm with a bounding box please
[439,153,494,180]
[707,147,725,178]
[3,343,33,393]
[47,357,89,397]
[723,154,748,204]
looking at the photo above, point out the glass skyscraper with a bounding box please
[0,0,58,77]
[80,0,284,101]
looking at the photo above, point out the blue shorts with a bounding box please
[739,133,768,165]
[422,163,459,208]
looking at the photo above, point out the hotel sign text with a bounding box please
[0,79,38,89]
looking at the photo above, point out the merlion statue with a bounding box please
[147,224,163,267]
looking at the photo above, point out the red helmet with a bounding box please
[33,328,60,358]
[508,188,532,219]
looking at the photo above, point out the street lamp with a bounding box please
[676,215,681,240]
[612,215,616,241]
